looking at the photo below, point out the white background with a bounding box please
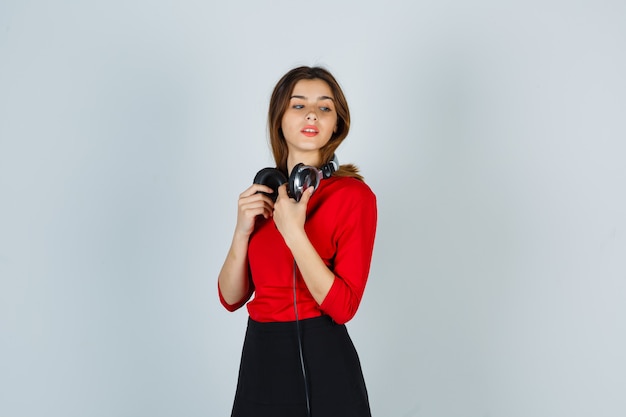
[1,1,625,416]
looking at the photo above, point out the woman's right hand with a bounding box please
[235,184,275,237]
[219,184,274,307]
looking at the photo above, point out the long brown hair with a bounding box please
[268,66,363,181]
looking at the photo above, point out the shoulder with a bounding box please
[321,176,377,205]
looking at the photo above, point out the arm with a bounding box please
[217,183,275,310]
[273,183,377,324]
[318,189,377,323]
[273,186,335,304]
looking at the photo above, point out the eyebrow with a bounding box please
[290,95,335,101]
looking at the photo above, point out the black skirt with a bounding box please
[231,315,372,417]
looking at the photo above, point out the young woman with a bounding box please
[218,66,377,417]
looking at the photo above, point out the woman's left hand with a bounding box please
[272,184,314,247]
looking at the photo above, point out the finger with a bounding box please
[276,184,291,201]
[240,204,274,221]
[240,184,275,198]
[239,191,275,208]
[249,207,274,219]
[239,198,274,214]
[276,184,289,200]
[298,186,315,205]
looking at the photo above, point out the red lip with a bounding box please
[301,125,319,137]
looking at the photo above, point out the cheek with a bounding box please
[281,114,295,131]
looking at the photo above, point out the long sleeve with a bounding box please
[232,176,377,323]
[218,277,254,312]
[319,182,377,324]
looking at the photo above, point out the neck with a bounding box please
[287,151,321,174]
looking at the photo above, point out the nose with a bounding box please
[306,110,318,121]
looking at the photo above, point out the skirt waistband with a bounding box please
[247,315,336,333]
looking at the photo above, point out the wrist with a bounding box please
[232,229,251,246]
[283,227,307,249]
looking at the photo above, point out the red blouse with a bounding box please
[219,176,377,325]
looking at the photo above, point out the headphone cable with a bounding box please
[293,260,311,417]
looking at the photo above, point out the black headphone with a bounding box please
[253,154,339,202]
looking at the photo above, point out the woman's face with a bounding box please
[281,79,338,163]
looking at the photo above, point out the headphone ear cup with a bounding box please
[253,168,287,202]
[289,164,322,202]
[288,163,305,202]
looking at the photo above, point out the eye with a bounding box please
[320,106,332,112]
[292,104,304,109]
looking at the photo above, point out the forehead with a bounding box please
[291,79,334,98]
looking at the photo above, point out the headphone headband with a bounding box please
[254,154,340,202]
[321,154,339,179]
